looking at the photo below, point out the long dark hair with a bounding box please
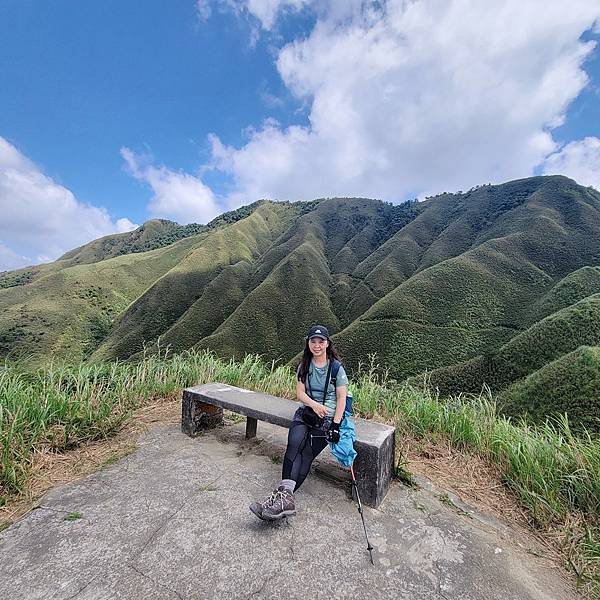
[297,336,342,383]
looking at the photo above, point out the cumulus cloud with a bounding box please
[543,136,600,189]
[205,0,600,203]
[0,136,137,272]
[121,147,221,224]
[210,0,313,30]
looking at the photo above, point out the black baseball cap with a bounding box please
[307,325,329,340]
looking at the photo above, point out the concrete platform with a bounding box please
[0,421,579,600]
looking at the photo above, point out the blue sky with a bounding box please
[1,0,599,271]
[0,1,299,223]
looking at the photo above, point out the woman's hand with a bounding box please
[297,379,328,418]
[326,420,341,444]
[312,403,329,418]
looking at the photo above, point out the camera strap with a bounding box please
[306,359,334,404]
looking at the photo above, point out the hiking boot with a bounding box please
[249,486,296,521]
[249,500,267,520]
[249,488,278,521]
[261,486,296,521]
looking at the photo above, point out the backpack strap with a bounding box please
[330,359,342,387]
[330,359,353,416]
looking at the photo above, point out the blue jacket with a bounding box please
[328,412,357,467]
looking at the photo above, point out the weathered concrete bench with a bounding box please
[182,382,396,508]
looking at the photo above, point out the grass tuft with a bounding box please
[64,512,82,521]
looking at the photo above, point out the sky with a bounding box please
[1,0,600,272]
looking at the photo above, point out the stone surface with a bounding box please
[181,394,223,436]
[353,427,395,508]
[182,383,395,507]
[0,421,579,600]
[182,382,299,430]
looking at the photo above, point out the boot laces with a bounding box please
[261,488,289,509]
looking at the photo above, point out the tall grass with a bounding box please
[1,350,598,592]
[0,350,294,503]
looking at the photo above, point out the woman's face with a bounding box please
[308,336,328,358]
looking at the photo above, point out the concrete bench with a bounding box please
[182,382,396,508]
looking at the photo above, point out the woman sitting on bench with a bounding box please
[250,324,348,521]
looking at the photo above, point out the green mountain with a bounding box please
[1,176,599,430]
[498,345,600,432]
[57,219,204,266]
[425,285,600,392]
[57,201,268,268]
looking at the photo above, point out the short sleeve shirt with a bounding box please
[305,360,349,417]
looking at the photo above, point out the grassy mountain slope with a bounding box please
[2,175,600,431]
[525,266,600,323]
[196,236,339,362]
[189,198,398,360]
[335,177,600,380]
[0,260,74,292]
[57,219,201,266]
[498,346,600,432]
[424,292,600,394]
[91,202,297,361]
[0,234,203,363]
[57,201,269,268]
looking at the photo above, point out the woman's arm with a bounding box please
[296,379,329,418]
[333,384,347,424]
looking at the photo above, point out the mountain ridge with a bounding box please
[1,175,599,429]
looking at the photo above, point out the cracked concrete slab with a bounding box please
[0,421,579,600]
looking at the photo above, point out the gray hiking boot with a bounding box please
[249,486,296,521]
[261,486,296,520]
[249,488,278,521]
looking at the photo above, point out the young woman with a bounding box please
[249,324,349,521]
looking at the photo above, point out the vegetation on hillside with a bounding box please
[426,291,600,384]
[58,201,273,267]
[57,219,199,265]
[498,346,600,432]
[1,176,600,430]
[0,234,203,363]
[0,270,35,289]
[91,201,298,362]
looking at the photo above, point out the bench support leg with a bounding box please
[353,430,395,508]
[181,391,224,437]
[245,417,257,439]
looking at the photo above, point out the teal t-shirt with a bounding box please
[305,360,349,417]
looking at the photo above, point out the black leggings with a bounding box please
[282,421,328,490]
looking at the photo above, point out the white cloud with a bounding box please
[196,0,212,21]
[542,136,600,189]
[115,217,137,233]
[0,136,136,272]
[205,0,600,203]
[244,0,313,30]
[121,147,221,224]
[217,0,314,30]
[0,241,30,272]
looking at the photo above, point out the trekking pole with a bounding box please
[350,464,375,565]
